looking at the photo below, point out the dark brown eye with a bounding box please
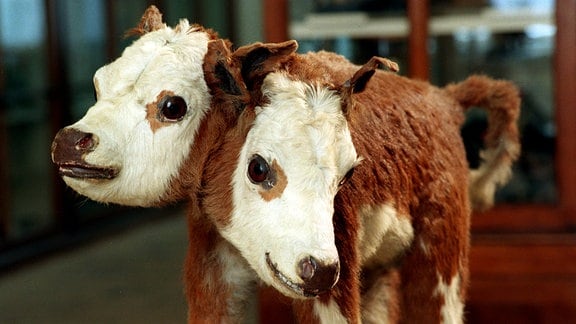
[158,95,187,121]
[248,155,270,184]
[339,167,355,187]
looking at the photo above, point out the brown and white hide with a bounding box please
[215,46,520,323]
[49,7,294,322]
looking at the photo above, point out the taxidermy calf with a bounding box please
[194,43,521,323]
[49,5,304,323]
[50,5,521,323]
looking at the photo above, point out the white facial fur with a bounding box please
[221,72,359,299]
[57,20,211,206]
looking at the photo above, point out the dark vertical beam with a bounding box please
[407,0,430,80]
[226,0,237,43]
[262,0,288,42]
[190,0,202,24]
[105,0,117,60]
[0,33,9,241]
[45,0,75,228]
[554,0,576,226]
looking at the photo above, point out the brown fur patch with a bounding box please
[259,160,288,202]
[272,50,507,322]
[184,205,234,322]
[146,90,175,133]
[160,37,252,322]
[293,300,321,323]
[200,108,257,228]
[164,38,519,322]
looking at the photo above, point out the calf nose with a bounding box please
[51,128,97,163]
[298,256,340,296]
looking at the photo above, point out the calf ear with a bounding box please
[204,39,244,96]
[125,5,166,37]
[203,39,249,115]
[232,40,298,92]
[344,56,399,94]
[340,56,398,115]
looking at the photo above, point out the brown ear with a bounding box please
[344,56,399,94]
[204,39,243,95]
[203,40,297,116]
[340,56,398,115]
[125,5,166,37]
[232,40,298,91]
[203,39,249,115]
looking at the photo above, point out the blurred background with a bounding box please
[0,0,574,323]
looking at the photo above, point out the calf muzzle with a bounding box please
[51,127,118,179]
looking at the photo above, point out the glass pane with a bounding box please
[61,0,106,121]
[290,1,410,77]
[113,0,150,57]
[429,0,556,204]
[0,0,52,240]
[58,0,113,221]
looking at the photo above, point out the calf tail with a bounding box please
[444,75,521,212]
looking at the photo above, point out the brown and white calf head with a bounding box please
[203,43,397,299]
[51,6,216,206]
[226,72,358,299]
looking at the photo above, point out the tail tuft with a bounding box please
[445,76,521,212]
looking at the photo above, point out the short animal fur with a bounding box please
[195,43,520,323]
[50,6,521,324]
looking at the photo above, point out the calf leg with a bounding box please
[361,268,400,323]
[398,204,470,324]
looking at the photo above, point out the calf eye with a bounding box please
[158,95,187,121]
[248,155,270,184]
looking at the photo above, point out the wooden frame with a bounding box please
[469,1,576,320]
[554,0,576,228]
[472,0,576,232]
[407,0,430,80]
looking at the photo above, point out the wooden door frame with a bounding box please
[554,0,576,227]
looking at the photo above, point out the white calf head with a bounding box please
[224,72,359,298]
[202,43,396,298]
[51,6,216,206]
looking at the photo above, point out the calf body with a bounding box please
[296,53,473,322]
[50,6,520,323]
[197,48,520,323]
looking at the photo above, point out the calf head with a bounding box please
[202,43,396,299]
[51,6,218,206]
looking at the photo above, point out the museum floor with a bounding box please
[0,213,190,323]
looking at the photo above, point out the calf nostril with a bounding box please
[75,133,95,151]
[298,256,317,281]
[298,256,340,295]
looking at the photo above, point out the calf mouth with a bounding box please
[265,252,319,298]
[57,162,119,180]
